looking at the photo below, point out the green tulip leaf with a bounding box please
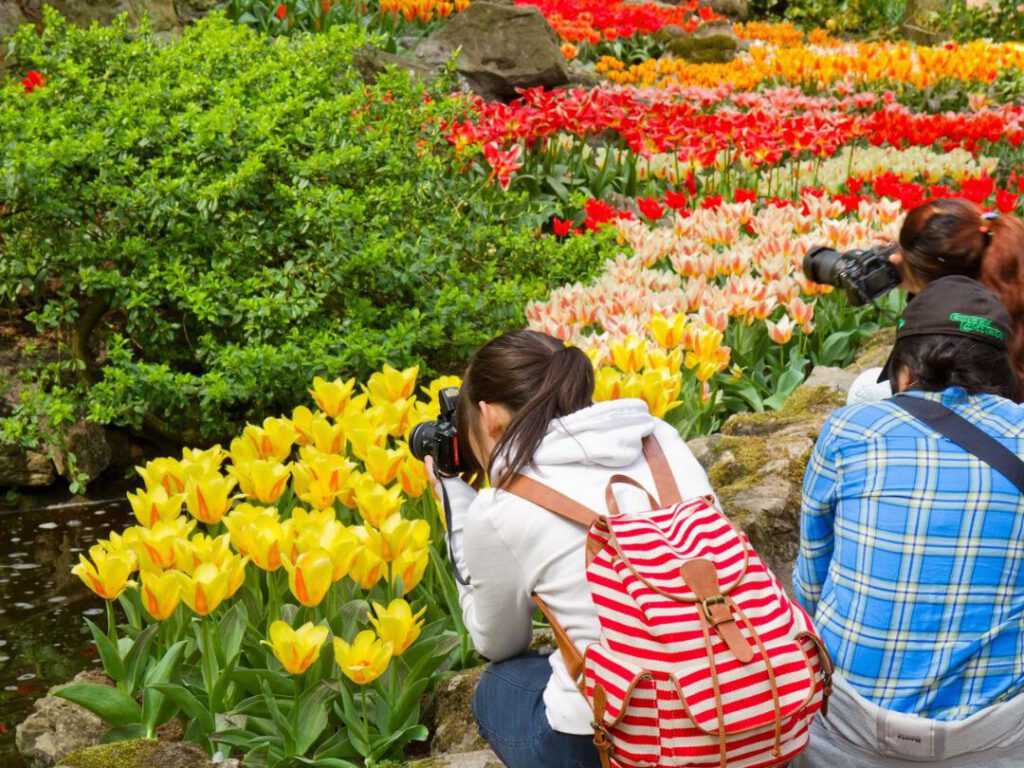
[55,683,143,727]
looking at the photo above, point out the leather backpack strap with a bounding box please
[504,474,602,528]
[681,558,754,663]
[642,434,682,506]
[532,595,585,682]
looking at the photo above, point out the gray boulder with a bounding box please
[16,671,107,768]
[665,19,740,64]
[425,667,489,755]
[413,1,569,100]
[0,444,56,488]
[52,421,112,485]
[58,739,209,768]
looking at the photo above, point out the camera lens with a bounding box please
[802,246,845,287]
[408,421,439,463]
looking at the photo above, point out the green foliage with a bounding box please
[784,0,906,34]
[0,11,609,448]
[941,0,1024,43]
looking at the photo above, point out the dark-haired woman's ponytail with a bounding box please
[490,344,594,487]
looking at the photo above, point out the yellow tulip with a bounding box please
[246,516,294,572]
[127,485,185,528]
[396,451,428,499]
[353,476,404,528]
[390,546,429,594]
[134,517,196,571]
[369,599,425,656]
[368,399,415,438]
[289,406,320,446]
[180,445,226,476]
[224,553,249,598]
[95,530,140,572]
[135,457,187,494]
[236,417,297,462]
[309,376,357,418]
[346,414,389,462]
[283,549,334,608]
[265,620,329,675]
[72,546,135,600]
[364,445,405,486]
[224,503,279,557]
[644,347,683,374]
[177,562,231,616]
[349,526,386,589]
[366,364,419,406]
[334,630,392,685]
[292,450,355,510]
[309,417,347,455]
[610,335,646,374]
[647,313,690,349]
[184,474,237,525]
[175,532,234,574]
[637,369,683,419]
[139,570,182,621]
[592,366,624,402]
[227,459,291,504]
[379,514,429,562]
[292,514,358,582]
[684,326,731,383]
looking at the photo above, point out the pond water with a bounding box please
[0,500,132,766]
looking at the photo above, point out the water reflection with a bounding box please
[0,502,132,766]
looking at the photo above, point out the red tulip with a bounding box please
[637,196,664,220]
[275,3,288,19]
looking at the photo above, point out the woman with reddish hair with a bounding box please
[849,198,1024,403]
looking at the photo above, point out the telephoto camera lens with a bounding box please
[802,246,845,287]
[408,421,440,464]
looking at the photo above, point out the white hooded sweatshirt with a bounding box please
[439,398,713,735]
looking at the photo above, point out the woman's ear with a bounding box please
[478,401,512,439]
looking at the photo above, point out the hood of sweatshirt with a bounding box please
[502,398,656,473]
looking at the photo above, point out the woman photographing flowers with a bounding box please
[850,197,1024,402]
[424,330,715,768]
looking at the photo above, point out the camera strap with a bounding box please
[439,481,472,587]
[892,395,1024,495]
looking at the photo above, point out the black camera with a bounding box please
[802,244,901,306]
[409,387,464,477]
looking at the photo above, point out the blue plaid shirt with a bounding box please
[795,387,1024,721]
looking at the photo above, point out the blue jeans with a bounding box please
[472,652,602,768]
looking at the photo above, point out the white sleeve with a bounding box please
[847,367,892,404]
[457,494,534,661]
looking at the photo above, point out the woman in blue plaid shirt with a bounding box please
[795,276,1024,767]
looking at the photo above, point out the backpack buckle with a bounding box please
[700,595,728,624]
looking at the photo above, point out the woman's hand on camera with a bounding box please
[424,456,439,486]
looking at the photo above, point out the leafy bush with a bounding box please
[0,11,609,448]
[783,0,906,33]
[941,0,1024,43]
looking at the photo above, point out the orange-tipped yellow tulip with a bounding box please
[177,562,231,616]
[364,445,405,486]
[289,406,320,446]
[369,599,425,656]
[368,399,415,438]
[180,445,227,476]
[309,376,356,418]
[135,457,187,494]
[72,546,135,600]
[346,415,389,462]
[353,477,403,528]
[127,485,185,528]
[350,526,386,589]
[334,630,392,685]
[309,417,346,455]
[95,530,140,572]
[610,335,646,374]
[647,313,691,349]
[134,517,196,571]
[265,620,328,675]
[139,570,182,621]
[184,474,237,525]
[366,364,418,406]
[283,549,333,608]
[176,532,234,574]
[227,459,291,504]
[396,451,428,499]
[224,503,279,557]
[238,417,296,462]
[379,514,429,562]
[390,546,429,594]
[292,514,358,582]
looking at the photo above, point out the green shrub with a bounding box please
[0,11,609,448]
[941,0,1024,43]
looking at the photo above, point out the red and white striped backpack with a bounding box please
[507,435,833,768]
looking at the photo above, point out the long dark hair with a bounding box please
[900,198,1024,390]
[455,330,594,487]
[888,334,1019,400]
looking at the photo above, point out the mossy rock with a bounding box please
[666,34,739,64]
[60,739,209,768]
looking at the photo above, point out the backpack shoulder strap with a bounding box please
[503,474,602,527]
[643,434,682,506]
[891,394,1024,495]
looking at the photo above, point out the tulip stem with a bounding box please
[106,599,117,645]
[361,690,371,764]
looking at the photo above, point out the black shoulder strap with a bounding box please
[891,394,1024,496]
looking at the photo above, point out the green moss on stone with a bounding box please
[708,435,771,493]
[781,385,846,418]
[61,739,208,768]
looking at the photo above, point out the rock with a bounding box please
[407,749,504,768]
[0,2,31,39]
[800,365,858,396]
[0,444,56,488]
[425,667,488,754]
[16,671,107,768]
[705,0,749,19]
[354,45,442,89]
[173,0,219,24]
[59,739,209,768]
[52,421,112,484]
[19,0,179,32]
[413,1,569,101]
[665,20,740,64]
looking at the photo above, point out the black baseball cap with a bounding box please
[879,275,1011,383]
